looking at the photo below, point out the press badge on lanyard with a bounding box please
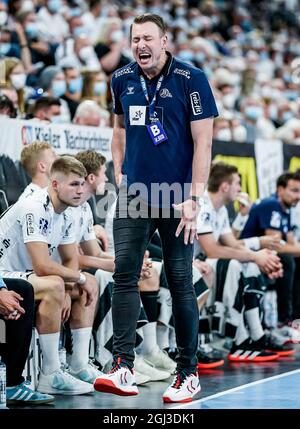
[140,75,168,146]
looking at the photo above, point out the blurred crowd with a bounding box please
[1,0,300,143]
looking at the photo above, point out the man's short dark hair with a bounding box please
[276,171,300,188]
[0,94,17,118]
[130,13,167,39]
[208,161,239,193]
[33,96,61,114]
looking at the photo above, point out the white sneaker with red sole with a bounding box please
[162,370,201,403]
[94,359,139,396]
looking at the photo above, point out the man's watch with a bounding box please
[188,195,202,207]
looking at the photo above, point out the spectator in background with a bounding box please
[38,65,70,122]
[0,56,27,115]
[61,65,83,120]
[29,96,62,123]
[0,94,17,118]
[82,69,108,110]
[73,100,110,128]
[36,0,68,44]
[94,17,132,75]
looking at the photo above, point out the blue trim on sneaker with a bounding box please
[7,381,55,405]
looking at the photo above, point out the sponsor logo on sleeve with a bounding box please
[26,213,35,235]
[190,92,203,115]
[270,211,281,228]
[39,218,49,235]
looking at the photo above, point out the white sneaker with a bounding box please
[274,325,300,344]
[37,368,94,395]
[162,371,201,403]
[69,361,104,384]
[134,354,170,381]
[94,359,139,396]
[135,371,151,385]
[143,347,177,374]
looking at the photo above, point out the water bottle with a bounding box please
[0,356,6,409]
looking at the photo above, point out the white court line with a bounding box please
[170,368,300,409]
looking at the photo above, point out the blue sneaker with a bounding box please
[7,381,55,405]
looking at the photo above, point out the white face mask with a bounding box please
[10,73,26,90]
[232,125,247,142]
[216,128,232,141]
[110,30,123,43]
[79,46,95,61]
[222,93,236,109]
[0,10,8,26]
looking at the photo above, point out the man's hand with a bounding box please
[140,251,152,280]
[94,224,109,252]
[193,259,212,276]
[61,293,72,323]
[237,192,252,215]
[259,235,283,251]
[173,199,200,245]
[77,275,97,307]
[0,289,25,320]
[254,249,283,279]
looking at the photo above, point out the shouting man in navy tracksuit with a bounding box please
[94,13,218,403]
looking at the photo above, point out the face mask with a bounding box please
[25,23,39,39]
[73,26,87,38]
[68,77,83,94]
[245,105,263,121]
[51,79,66,97]
[0,43,11,56]
[260,51,269,61]
[50,115,63,124]
[222,93,236,109]
[284,90,298,101]
[268,104,278,121]
[194,52,205,64]
[190,17,202,29]
[178,50,194,62]
[232,125,247,142]
[10,73,26,90]
[0,10,8,26]
[282,111,293,123]
[216,128,232,141]
[79,46,94,61]
[47,0,61,14]
[110,30,124,43]
[94,81,107,96]
[175,7,185,17]
[69,7,82,17]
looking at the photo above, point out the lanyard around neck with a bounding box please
[140,74,164,120]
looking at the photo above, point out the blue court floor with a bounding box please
[174,368,300,409]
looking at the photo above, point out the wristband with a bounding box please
[77,272,86,285]
[243,237,260,251]
[188,195,202,208]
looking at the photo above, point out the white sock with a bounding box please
[142,322,158,355]
[235,317,249,346]
[245,308,264,341]
[39,332,61,375]
[169,327,177,349]
[157,324,169,350]
[69,327,92,371]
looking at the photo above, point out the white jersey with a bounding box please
[0,188,75,272]
[291,202,300,241]
[104,200,116,255]
[194,191,231,257]
[18,183,43,201]
[68,202,96,244]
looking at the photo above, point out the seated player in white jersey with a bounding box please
[0,156,100,396]
[195,162,293,361]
